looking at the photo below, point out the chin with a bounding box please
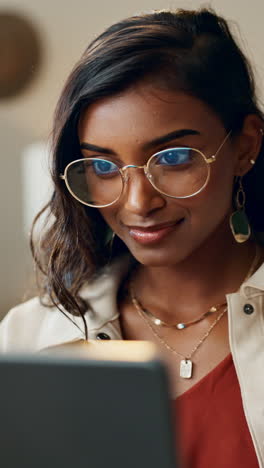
[127,244,189,267]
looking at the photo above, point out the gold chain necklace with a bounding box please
[130,288,226,330]
[131,289,227,379]
[129,245,260,379]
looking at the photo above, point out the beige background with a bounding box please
[0,0,264,317]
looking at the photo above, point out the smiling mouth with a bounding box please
[127,219,185,244]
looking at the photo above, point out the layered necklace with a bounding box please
[129,246,260,379]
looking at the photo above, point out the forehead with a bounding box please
[78,83,223,147]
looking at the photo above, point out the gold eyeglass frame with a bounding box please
[60,131,231,208]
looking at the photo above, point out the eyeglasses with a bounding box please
[60,132,231,208]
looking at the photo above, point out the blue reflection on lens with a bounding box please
[92,159,118,175]
[157,148,192,165]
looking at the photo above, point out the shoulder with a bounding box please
[0,255,131,353]
[0,297,78,352]
[0,297,57,352]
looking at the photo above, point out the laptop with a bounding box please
[0,341,178,468]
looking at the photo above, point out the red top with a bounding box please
[173,354,258,468]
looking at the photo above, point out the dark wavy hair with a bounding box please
[31,7,264,336]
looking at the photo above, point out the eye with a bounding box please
[156,148,192,165]
[92,159,119,176]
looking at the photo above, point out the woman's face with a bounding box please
[78,83,242,266]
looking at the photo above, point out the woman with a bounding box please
[1,7,263,467]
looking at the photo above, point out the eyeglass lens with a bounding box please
[66,148,209,207]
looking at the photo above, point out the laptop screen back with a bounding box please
[0,350,178,468]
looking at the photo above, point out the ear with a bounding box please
[234,114,264,176]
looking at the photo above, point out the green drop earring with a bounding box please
[229,177,251,243]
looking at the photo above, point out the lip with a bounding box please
[126,219,184,244]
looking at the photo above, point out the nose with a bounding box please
[121,168,165,216]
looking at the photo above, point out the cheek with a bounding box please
[210,158,235,208]
[98,207,119,230]
[188,164,235,227]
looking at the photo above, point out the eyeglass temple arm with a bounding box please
[206,130,232,163]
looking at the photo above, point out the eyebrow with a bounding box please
[80,142,114,155]
[80,129,200,155]
[144,129,200,150]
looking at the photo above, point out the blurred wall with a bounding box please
[0,0,264,317]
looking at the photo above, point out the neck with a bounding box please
[133,224,258,322]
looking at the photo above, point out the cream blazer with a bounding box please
[0,258,264,466]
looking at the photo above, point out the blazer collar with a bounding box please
[36,255,131,351]
[79,255,132,327]
[240,261,264,298]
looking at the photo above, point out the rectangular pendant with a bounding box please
[180,359,193,379]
